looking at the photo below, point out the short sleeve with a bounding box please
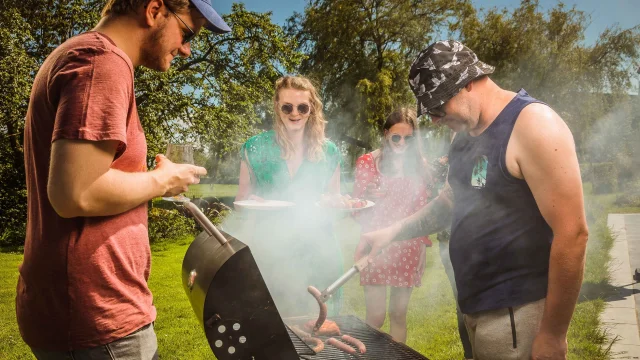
[323,140,341,173]
[352,153,373,198]
[239,139,250,163]
[51,49,132,149]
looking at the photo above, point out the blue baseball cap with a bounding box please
[190,0,231,34]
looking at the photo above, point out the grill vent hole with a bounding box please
[218,325,226,334]
[239,336,246,344]
[228,346,236,354]
[233,323,241,331]
[214,340,222,348]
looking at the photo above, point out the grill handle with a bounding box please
[320,257,370,302]
[183,201,228,246]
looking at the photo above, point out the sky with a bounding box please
[211,0,639,45]
[210,0,639,90]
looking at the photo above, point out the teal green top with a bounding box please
[232,130,344,317]
[240,130,341,201]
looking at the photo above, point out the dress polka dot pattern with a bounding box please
[353,153,433,288]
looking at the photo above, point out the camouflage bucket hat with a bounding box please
[408,40,495,117]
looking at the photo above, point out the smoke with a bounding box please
[216,120,452,322]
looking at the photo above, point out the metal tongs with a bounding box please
[319,256,371,302]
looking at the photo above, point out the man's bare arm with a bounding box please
[48,139,206,218]
[514,104,588,340]
[393,182,454,240]
[356,182,453,261]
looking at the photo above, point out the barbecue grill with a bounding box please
[178,200,429,360]
[286,315,430,360]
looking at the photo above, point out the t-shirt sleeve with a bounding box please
[50,49,132,152]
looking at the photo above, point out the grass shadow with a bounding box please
[579,280,640,303]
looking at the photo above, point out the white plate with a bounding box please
[233,199,295,210]
[316,200,375,212]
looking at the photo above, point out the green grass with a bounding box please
[2,181,636,359]
[0,251,32,359]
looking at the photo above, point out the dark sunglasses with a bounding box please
[280,103,311,115]
[167,8,196,45]
[390,134,414,144]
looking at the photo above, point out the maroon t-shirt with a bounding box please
[18,31,156,350]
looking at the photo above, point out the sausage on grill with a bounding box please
[326,338,356,354]
[342,335,366,354]
[304,336,325,354]
[307,285,327,333]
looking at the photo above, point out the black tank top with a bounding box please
[448,89,553,314]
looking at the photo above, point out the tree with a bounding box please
[455,0,640,165]
[0,1,302,246]
[286,0,474,164]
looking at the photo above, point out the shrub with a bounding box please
[148,207,197,244]
[613,190,640,208]
[147,200,231,245]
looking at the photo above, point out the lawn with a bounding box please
[0,182,633,359]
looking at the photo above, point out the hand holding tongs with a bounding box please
[307,256,371,334]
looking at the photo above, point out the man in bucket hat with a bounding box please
[18,0,229,358]
[356,40,588,360]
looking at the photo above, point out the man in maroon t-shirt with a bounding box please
[18,0,230,358]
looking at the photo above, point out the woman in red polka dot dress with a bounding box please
[352,107,434,343]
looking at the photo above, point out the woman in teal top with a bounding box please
[232,75,343,318]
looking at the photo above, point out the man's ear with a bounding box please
[465,80,474,92]
[144,0,165,27]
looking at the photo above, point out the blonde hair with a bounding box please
[273,76,327,162]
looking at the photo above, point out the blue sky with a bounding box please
[210,0,639,91]
[212,0,639,45]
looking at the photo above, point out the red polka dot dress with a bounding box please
[353,153,433,288]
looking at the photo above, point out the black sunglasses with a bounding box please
[390,134,414,144]
[167,8,196,45]
[280,103,311,115]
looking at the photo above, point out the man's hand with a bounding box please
[531,331,567,360]
[154,154,207,196]
[354,223,400,261]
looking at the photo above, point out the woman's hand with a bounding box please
[248,194,265,202]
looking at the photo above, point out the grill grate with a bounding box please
[286,315,429,360]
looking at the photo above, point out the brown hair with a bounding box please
[378,107,428,179]
[273,76,327,162]
[101,0,189,17]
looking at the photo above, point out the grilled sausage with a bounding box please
[342,335,366,354]
[326,338,356,354]
[303,336,325,354]
[307,285,327,333]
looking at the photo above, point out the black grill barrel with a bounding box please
[181,204,300,359]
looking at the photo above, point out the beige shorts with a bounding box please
[463,298,545,360]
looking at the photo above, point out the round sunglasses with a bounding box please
[390,134,414,144]
[280,103,311,115]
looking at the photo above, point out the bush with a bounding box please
[147,200,231,245]
[591,162,617,194]
[613,190,640,208]
[148,207,197,244]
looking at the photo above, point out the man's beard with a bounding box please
[140,23,169,71]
